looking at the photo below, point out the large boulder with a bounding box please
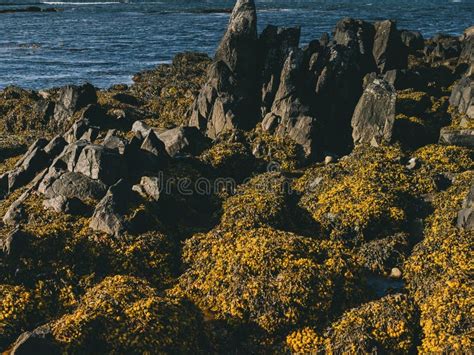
[400,30,424,51]
[53,83,97,126]
[73,145,123,185]
[373,20,407,73]
[156,127,209,157]
[188,0,258,138]
[89,180,130,236]
[311,44,368,154]
[333,17,376,73]
[262,49,318,158]
[41,171,108,201]
[258,25,301,116]
[439,127,474,148]
[450,75,473,119]
[351,79,396,146]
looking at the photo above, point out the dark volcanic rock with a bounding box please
[42,171,108,201]
[53,83,97,126]
[400,30,424,51]
[73,144,123,185]
[262,49,318,158]
[352,78,396,146]
[333,17,376,73]
[258,25,301,116]
[189,0,258,138]
[373,20,407,73]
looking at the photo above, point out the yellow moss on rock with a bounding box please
[287,294,418,353]
[249,128,301,171]
[0,285,35,348]
[175,226,361,334]
[413,144,474,174]
[296,145,429,240]
[404,171,473,352]
[199,141,254,181]
[52,275,204,353]
[220,172,292,230]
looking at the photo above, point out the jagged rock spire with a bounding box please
[189,0,258,139]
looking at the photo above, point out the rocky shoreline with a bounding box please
[0,0,473,353]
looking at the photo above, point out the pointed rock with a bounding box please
[189,0,258,138]
[258,25,301,116]
[373,20,407,73]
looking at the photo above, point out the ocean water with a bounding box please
[0,0,472,90]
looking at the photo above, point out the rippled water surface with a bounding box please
[0,0,472,89]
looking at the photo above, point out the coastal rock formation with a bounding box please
[0,3,473,352]
[261,49,318,158]
[351,78,396,146]
[189,0,258,138]
[53,84,97,127]
[373,20,407,73]
[258,25,301,116]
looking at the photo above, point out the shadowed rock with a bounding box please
[189,0,258,138]
[373,20,407,73]
[53,83,97,126]
[89,180,130,236]
[73,145,123,185]
[258,25,301,116]
[262,49,318,158]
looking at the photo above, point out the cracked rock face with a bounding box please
[189,0,258,138]
[351,78,396,146]
[262,49,318,158]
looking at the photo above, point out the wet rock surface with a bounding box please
[0,1,472,353]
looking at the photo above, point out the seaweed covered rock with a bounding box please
[199,140,255,181]
[175,226,361,333]
[220,172,292,230]
[189,0,258,138]
[0,86,54,138]
[0,285,35,349]
[287,294,418,353]
[249,128,301,171]
[295,146,426,241]
[51,275,204,353]
[404,171,474,352]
